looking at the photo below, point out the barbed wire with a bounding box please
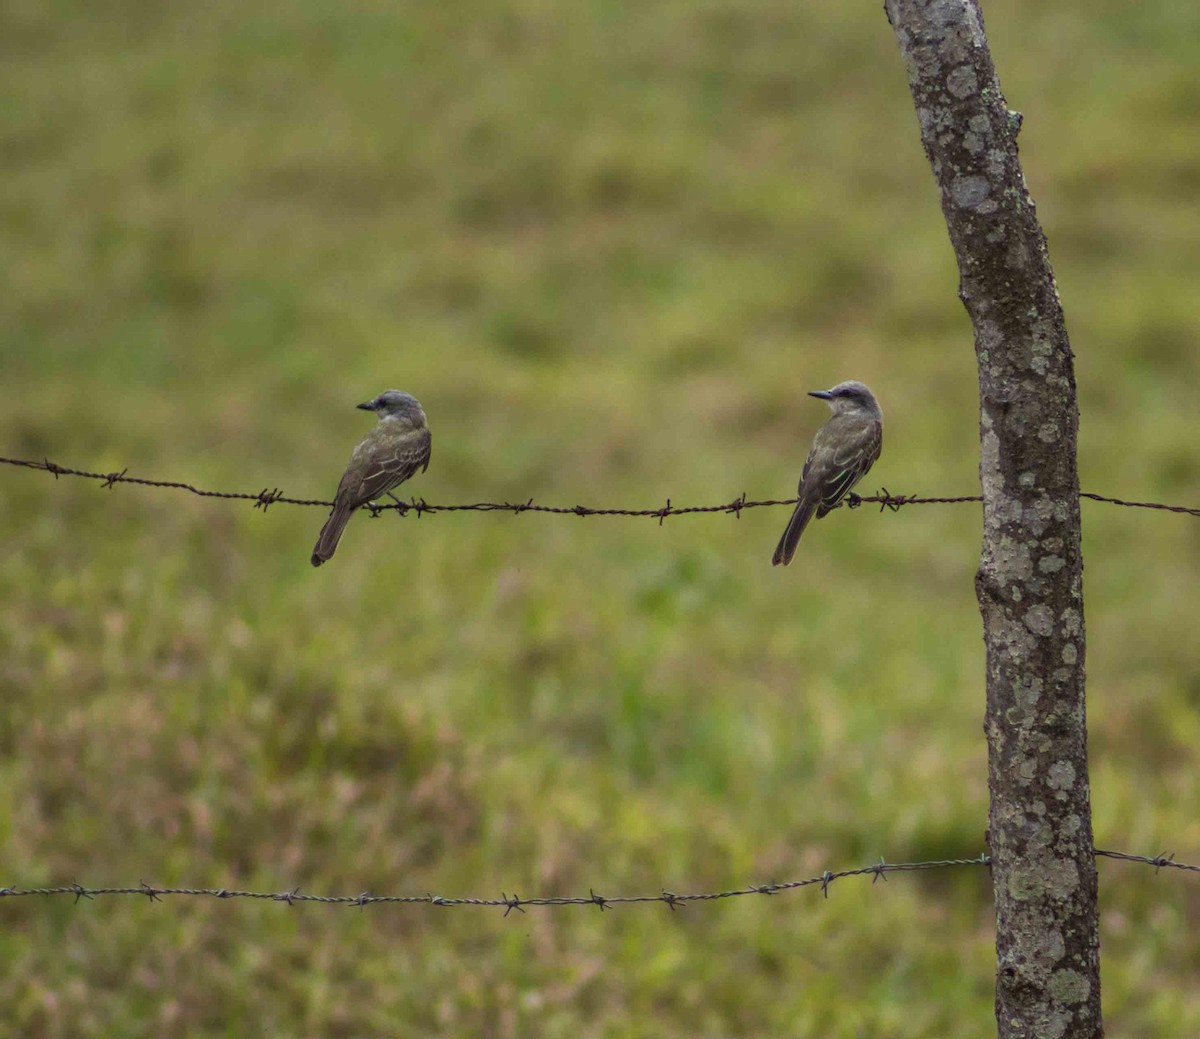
[1093,849,1200,872]
[0,850,1192,914]
[1078,491,1200,517]
[3,455,1198,520]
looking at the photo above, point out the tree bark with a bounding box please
[882,2,1100,1036]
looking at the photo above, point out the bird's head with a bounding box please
[358,389,427,427]
[809,380,881,419]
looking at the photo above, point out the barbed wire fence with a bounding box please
[3,454,1198,921]
[3,454,1199,519]
[0,851,1194,914]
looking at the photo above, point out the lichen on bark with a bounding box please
[884,1,1101,1036]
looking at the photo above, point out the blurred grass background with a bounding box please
[1,0,1198,1035]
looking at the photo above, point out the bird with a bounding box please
[311,390,432,567]
[772,380,882,566]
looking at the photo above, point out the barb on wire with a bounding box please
[2,455,1198,519]
[1095,849,1200,873]
[0,850,1194,913]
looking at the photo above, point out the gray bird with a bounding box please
[772,380,883,566]
[311,390,432,567]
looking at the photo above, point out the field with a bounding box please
[2,0,1199,1035]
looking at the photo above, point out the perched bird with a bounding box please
[772,380,882,567]
[311,390,432,567]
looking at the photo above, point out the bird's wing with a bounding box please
[339,428,432,505]
[811,419,882,519]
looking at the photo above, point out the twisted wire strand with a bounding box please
[0,850,1193,913]
[3,456,1197,519]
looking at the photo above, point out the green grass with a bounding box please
[2,0,1199,1035]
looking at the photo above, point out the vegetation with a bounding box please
[2,0,1198,1034]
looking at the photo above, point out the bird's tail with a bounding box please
[311,505,354,567]
[771,492,819,567]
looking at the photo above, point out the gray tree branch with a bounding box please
[882,2,1100,1036]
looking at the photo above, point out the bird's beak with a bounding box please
[356,400,377,411]
[808,390,834,400]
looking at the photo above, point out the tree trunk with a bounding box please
[882,2,1100,1036]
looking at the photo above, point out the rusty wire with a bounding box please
[0,850,1193,913]
[2,455,1198,520]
